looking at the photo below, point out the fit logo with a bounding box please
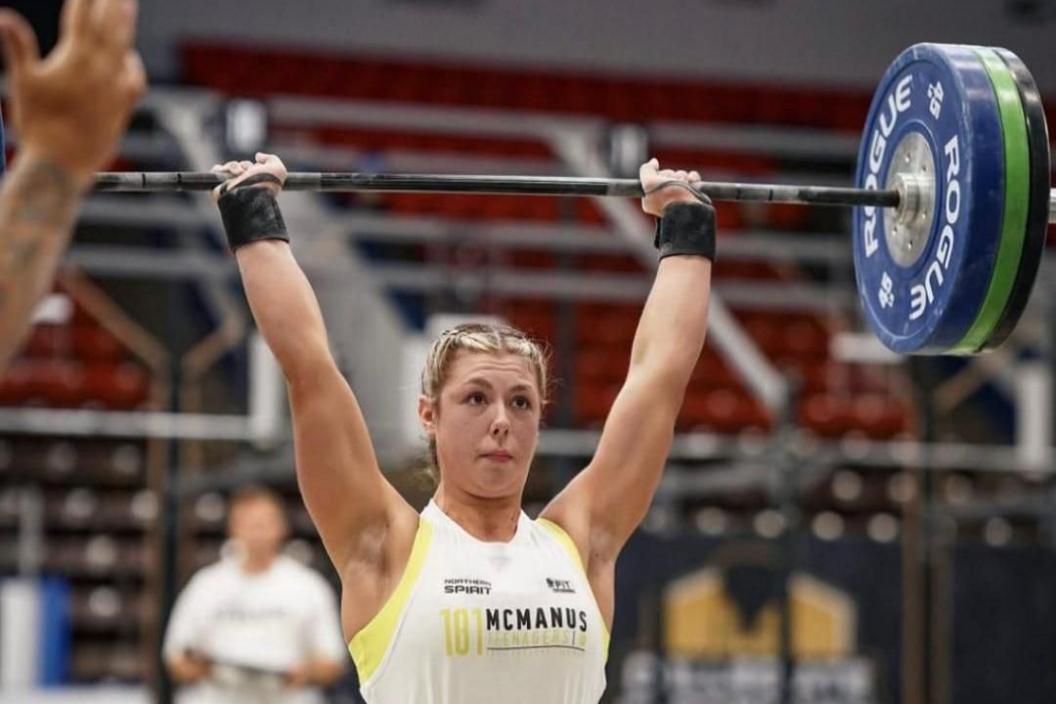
[878,272,895,309]
[546,578,575,594]
[927,81,945,119]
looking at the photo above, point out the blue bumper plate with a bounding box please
[853,43,1005,354]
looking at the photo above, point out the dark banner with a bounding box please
[610,532,1056,704]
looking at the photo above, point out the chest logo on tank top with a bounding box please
[443,578,492,595]
[546,578,576,594]
[439,606,591,657]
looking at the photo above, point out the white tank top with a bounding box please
[349,500,609,703]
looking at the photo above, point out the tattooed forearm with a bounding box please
[6,160,78,227]
[0,155,81,371]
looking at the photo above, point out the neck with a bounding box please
[240,551,277,574]
[433,484,522,542]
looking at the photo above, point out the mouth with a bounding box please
[481,451,514,462]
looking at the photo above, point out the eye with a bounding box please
[466,391,487,406]
[511,395,533,411]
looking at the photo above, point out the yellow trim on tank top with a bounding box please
[536,517,611,658]
[348,517,434,683]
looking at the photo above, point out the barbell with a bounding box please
[84,44,1053,355]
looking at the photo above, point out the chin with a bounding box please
[471,465,529,498]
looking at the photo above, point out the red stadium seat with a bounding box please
[572,379,621,427]
[73,327,125,362]
[498,300,558,341]
[0,360,88,407]
[0,362,34,405]
[575,346,628,383]
[850,394,911,439]
[689,348,740,389]
[679,387,770,432]
[574,253,645,274]
[21,326,71,358]
[508,250,559,270]
[82,363,151,410]
[574,303,640,346]
[799,392,855,438]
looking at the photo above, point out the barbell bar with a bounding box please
[92,171,908,209]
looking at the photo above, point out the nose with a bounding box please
[490,403,510,439]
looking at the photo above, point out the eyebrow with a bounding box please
[462,377,535,394]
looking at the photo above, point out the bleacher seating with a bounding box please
[0,284,156,681]
[0,293,151,411]
[181,43,877,129]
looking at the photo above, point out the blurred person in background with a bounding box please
[164,485,346,704]
[0,0,144,371]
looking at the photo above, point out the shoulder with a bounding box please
[170,562,231,617]
[184,560,232,590]
[534,516,581,556]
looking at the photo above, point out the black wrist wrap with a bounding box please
[218,186,289,251]
[654,202,717,262]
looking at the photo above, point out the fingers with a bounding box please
[91,0,137,50]
[211,162,241,200]
[645,160,699,184]
[255,152,289,181]
[65,0,138,57]
[639,157,660,182]
[0,9,40,77]
[209,162,238,200]
[119,50,146,104]
[110,0,138,52]
[60,0,92,41]
[639,158,709,216]
[212,158,282,177]
[211,161,244,187]
[210,157,286,201]
[212,161,244,178]
[255,152,284,168]
[214,161,243,174]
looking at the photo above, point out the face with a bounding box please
[420,350,542,500]
[228,497,287,559]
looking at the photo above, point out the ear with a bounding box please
[418,395,437,437]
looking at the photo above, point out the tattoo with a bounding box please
[0,240,43,308]
[8,239,43,268]
[0,157,80,365]
[6,159,78,228]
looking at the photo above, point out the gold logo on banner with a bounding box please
[663,569,856,658]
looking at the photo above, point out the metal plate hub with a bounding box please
[883,132,936,268]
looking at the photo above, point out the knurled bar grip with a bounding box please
[92,171,906,209]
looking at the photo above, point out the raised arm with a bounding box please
[542,160,713,573]
[214,156,417,576]
[0,0,144,371]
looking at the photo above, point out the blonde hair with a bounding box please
[421,322,549,482]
